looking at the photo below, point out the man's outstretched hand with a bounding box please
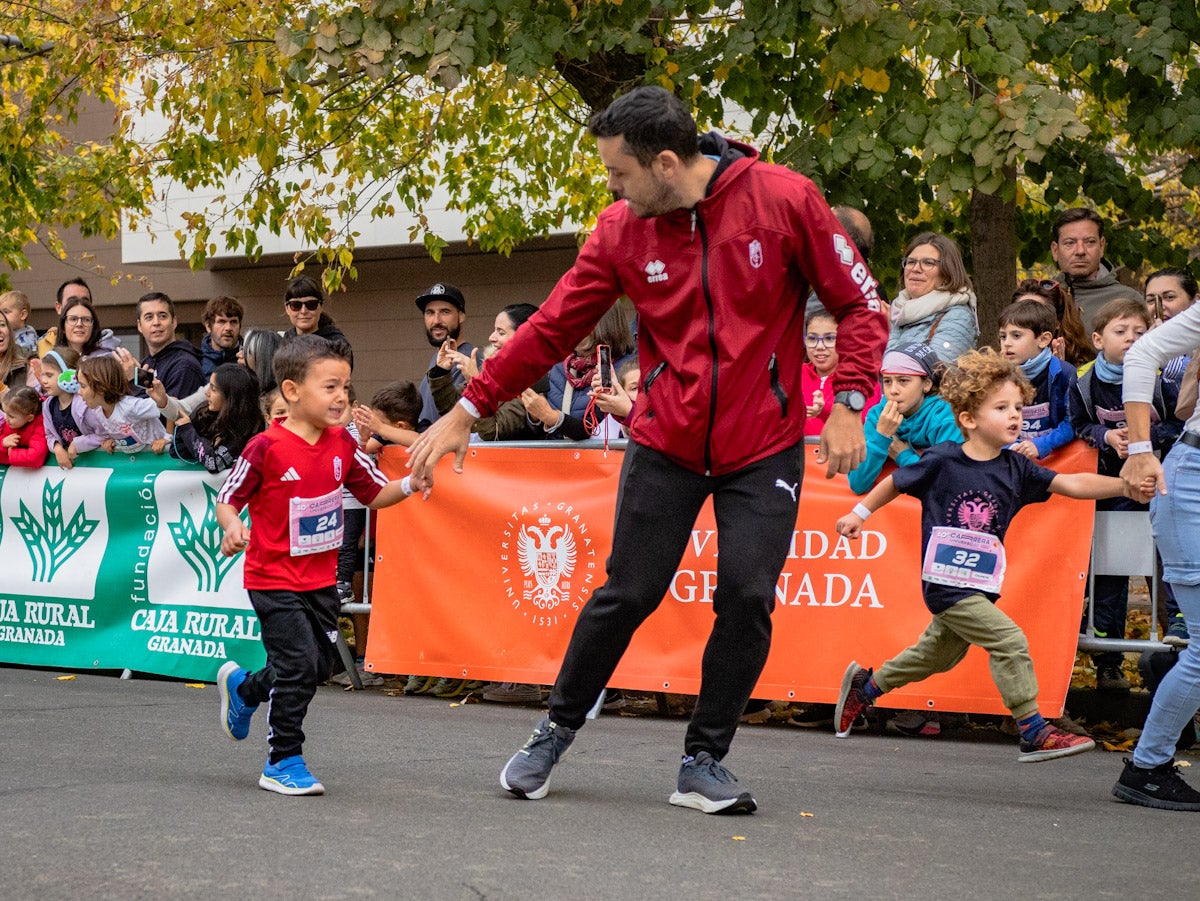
[406,404,475,485]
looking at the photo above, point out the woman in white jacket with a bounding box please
[887,231,979,365]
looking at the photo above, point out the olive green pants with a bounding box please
[874,592,1040,720]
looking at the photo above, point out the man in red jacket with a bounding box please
[409,86,887,814]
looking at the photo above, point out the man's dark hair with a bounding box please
[273,333,349,386]
[588,86,699,167]
[56,277,90,306]
[137,291,176,318]
[371,380,422,427]
[1051,207,1105,243]
[203,295,245,328]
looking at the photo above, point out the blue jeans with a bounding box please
[1134,442,1200,768]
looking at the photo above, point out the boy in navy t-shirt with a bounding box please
[834,349,1151,762]
[216,335,429,795]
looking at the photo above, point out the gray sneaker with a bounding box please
[668,751,757,814]
[500,715,575,800]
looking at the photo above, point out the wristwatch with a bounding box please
[833,390,867,412]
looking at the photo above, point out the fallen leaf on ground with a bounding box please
[185,683,205,689]
[800,812,815,817]
[56,675,76,681]
[1102,739,1135,752]
[731,836,745,841]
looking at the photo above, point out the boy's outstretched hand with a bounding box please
[835,512,865,540]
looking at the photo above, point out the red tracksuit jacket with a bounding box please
[463,135,888,476]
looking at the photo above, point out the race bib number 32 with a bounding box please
[921,526,1006,593]
[289,489,344,557]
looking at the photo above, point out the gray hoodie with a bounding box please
[1056,261,1142,333]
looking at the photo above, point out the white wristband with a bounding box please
[1127,441,1154,456]
[399,475,414,497]
[852,503,872,521]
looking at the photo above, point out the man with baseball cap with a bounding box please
[414,283,474,429]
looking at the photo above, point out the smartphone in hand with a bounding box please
[597,344,612,391]
[134,368,156,390]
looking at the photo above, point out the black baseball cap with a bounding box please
[414,283,466,313]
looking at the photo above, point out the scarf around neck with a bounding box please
[1093,353,1124,384]
[890,287,977,328]
[564,352,597,390]
[1021,347,1053,381]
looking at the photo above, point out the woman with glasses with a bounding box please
[1012,278,1092,370]
[888,232,978,365]
[801,308,878,436]
[53,297,121,360]
[282,275,352,366]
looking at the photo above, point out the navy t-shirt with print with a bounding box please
[890,442,1057,614]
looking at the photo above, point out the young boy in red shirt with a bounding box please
[216,335,429,795]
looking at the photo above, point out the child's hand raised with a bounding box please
[352,404,379,436]
[876,399,904,439]
[806,389,825,419]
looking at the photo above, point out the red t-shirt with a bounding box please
[218,424,387,591]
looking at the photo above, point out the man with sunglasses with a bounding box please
[1050,208,1141,332]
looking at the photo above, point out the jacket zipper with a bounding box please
[768,353,788,417]
[695,209,718,475]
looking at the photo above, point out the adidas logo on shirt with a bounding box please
[280,467,301,482]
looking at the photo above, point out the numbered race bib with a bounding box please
[1020,402,1051,439]
[289,489,344,557]
[921,526,1006,593]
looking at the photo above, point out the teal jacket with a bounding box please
[848,394,963,495]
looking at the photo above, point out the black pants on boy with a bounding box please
[547,440,803,760]
[238,586,340,764]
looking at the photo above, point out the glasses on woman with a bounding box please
[804,333,837,348]
[285,298,323,312]
[901,256,940,270]
[65,315,94,326]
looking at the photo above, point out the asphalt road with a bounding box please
[1,667,1196,900]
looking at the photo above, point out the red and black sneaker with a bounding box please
[1018,725,1095,762]
[834,661,873,738]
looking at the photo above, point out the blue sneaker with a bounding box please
[500,715,575,800]
[669,751,757,814]
[218,661,257,741]
[259,755,325,796]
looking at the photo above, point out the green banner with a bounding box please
[0,454,265,680]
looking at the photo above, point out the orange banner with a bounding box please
[369,442,1098,716]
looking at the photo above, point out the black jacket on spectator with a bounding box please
[143,339,204,398]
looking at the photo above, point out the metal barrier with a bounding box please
[340,437,1170,671]
[1078,508,1170,655]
